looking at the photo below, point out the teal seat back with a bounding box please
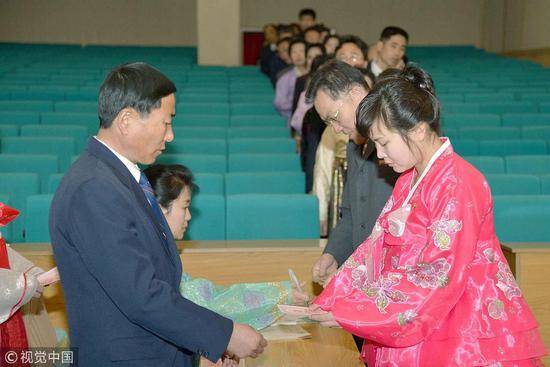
[184,194,225,240]
[225,172,304,195]
[226,194,318,240]
[24,194,53,242]
[228,138,295,154]
[506,155,550,174]
[485,174,540,195]
[479,139,547,156]
[166,138,226,155]
[156,154,227,174]
[493,195,550,242]
[228,154,300,172]
[463,156,505,174]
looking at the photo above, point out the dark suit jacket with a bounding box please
[323,141,399,265]
[49,138,233,367]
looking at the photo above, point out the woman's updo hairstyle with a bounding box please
[356,64,440,143]
[143,164,199,210]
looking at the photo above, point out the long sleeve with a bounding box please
[316,173,484,347]
[312,128,336,223]
[180,273,292,330]
[273,69,295,120]
[65,180,233,362]
[0,248,40,324]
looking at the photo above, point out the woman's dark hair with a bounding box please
[289,37,306,54]
[356,64,440,143]
[98,62,176,128]
[306,43,326,57]
[143,164,198,209]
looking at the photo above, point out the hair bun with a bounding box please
[400,64,436,95]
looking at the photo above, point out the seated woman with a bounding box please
[144,164,309,331]
[309,66,547,366]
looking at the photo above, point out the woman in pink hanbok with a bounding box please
[309,66,547,366]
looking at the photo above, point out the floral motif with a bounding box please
[496,262,522,300]
[428,219,462,250]
[397,309,417,326]
[483,248,496,263]
[351,264,369,290]
[243,291,265,308]
[380,196,394,217]
[405,258,451,289]
[488,299,507,320]
[364,273,407,313]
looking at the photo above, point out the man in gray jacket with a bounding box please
[306,60,398,286]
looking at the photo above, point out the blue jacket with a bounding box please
[49,138,233,366]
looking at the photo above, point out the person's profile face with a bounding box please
[370,119,416,173]
[290,43,306,67]
[335,43,366,68]
[129,94,175,165]
[314,89,363,143]
[161,186,191,240]
[379,35,407,68]
[299,15,315,30]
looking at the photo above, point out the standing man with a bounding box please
[298,8,317,31]
[49,63,266,367]
[368,26,408,78]
[307,60,398,287]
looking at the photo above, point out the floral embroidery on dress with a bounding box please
[405,258,451,289]
[364,273,407,313]
[380,196,394,217]
[429,219,462,250]
[243,291,266,308]
[496,261,522,300]
[488,298,507,320]
[397,309,417,326]
[483,248,496,263]
[351,264,369,290]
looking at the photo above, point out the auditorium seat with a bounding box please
[479,139,547,156]
[1,137,76,171]
[229,115,285,127]
[21,125,88,151]
[228,154,300,172]
[502,113,550,127]
[184,194,225,240]
[459,127,520,140]
[172,127,227,140]
[0,173,40,242]
[493,195,550,242]
[225,172,304,195]
[463,156,505,174]
[228,127,288,139]
[226,194,318,240]
[156,154,227,174]
[506,155,550,174]
[0,154,58,192]
[485,174,540,195]
[194,173,224,195]
[228,138,295,154]
[24,194,53,242]
[165,138,227,155]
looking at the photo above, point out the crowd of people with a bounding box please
[0,8,547,366]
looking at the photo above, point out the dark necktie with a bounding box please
[139,172,169,237]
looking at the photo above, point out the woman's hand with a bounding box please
[291,282,310,306]
[308,304,340,328]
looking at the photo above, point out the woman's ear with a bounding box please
[410,121,430,143]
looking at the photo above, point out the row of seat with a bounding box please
[444,126,550,140]
[451,139,550,156]
[17,193,319,242]
[442,113,550,127]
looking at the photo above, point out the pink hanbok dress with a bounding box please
[314,139,547,366]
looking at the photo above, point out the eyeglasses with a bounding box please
[324,107,341,126]
[336,53,362,64]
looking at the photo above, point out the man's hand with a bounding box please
[312,253,338,286]
[226,323,267,359]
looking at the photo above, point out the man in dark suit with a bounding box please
[49,62,266,367]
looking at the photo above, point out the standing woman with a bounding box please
[310,66,546,366]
